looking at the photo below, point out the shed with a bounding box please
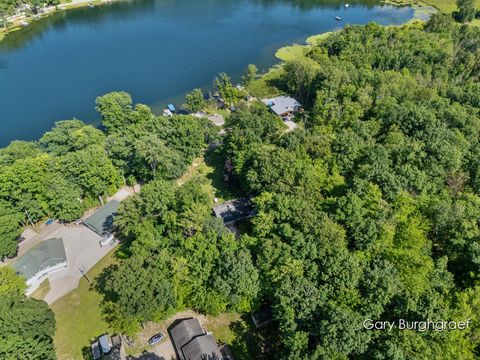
[13,238,67,288]
[168,104,176,112]
[83,200,121,236]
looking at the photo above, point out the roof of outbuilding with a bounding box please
[13,238,67,280]
[83,200,121,236]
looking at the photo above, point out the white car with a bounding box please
[99,234,115,247]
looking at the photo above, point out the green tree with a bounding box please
[0,267,26,296]
[103,252,177,333]
[242,63,258,86]
[135,134,184,180]
[58,146,122,200]
[0,295,56,360]
[0,200,23,259]
[183,88,206,113]
[456,0,476,22]
[95,92,134,133]
[40,120,104,156]
[214,72,243,107]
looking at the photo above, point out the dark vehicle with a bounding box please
[148,333,165,346]
[91,341,101,360]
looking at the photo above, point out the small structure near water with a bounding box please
[263,96,302,120]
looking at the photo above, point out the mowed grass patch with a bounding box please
[275,44,306,61]
[306,32,334,45]
[383,0,480,13]
[247,66,285,98]
[30,279,50,300]
[51,249,118,360]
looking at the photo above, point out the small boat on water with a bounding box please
[335,16,342,21]
[344,3,350,7]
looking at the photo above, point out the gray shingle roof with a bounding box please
[182,334,222,360]
[263,96,301,116]
[170,318,205,358]
[83,200,121,236]
[212,198,254,224]
[13,238,66,280]
[170,318,222,360]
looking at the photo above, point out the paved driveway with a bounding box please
[26,224,116,304]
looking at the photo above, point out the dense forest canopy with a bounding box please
[102,15,480,359]
[0,267,56,360]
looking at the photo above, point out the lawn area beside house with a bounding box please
[51,249,118,360]
[30,279,51,300]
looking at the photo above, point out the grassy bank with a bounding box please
[384,0,480,13]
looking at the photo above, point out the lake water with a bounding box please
[0,0,413,146]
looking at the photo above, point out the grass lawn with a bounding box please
[306,32,334,45]
[247,66,285,98]
[178,152,239,203]
[205,313,272,360]
[275,44,305,61]
[30,279,50,300]
[384,0,480,13]
[51,249,118,360]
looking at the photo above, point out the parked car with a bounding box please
[148,333,165,346]
[98,334,113,354]
[91,341,101,360]
[99,234,115,247]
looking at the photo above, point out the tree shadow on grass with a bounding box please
[204,148,243,200]
[228,314,277,360]
[92,262,119,303]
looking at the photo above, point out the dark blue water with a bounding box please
[0,0,413,146]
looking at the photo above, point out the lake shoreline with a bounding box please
[0,0,122,42]
[0,0,418,146]
[274,4,437,62]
